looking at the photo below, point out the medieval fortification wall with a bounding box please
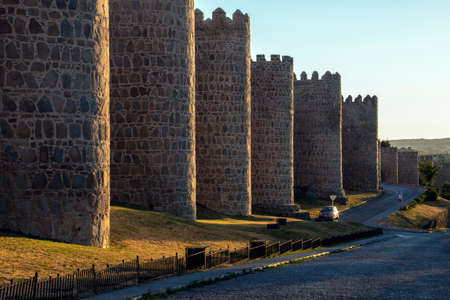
[294,72,345,199]
[381,147,398,185]
[195,9,251,216]
[0,0,110,247]
[0,1,383,246]
[398,151,419,186]
[432,155,450,188]
[251,55,294,213]
[342,95,379,192]
[109,0,197,219]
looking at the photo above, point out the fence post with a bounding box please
[31,272,38,300]
[74,269,79,300]
[227,246,230,264]
[203,249,207,270]
[247,242,250,260]
[136,256,140,284]
[175,253,178,273]
[92,264,97,295]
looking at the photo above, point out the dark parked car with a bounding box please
[319,206,339,221]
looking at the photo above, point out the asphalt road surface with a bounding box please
[168,185,450,300]
[342,184,424,227]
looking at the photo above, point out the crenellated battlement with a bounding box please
[295,71,341,84]
[252,55,293,73]
[253,54,293,64]
[344,95,378,106]
[195,8,250,30]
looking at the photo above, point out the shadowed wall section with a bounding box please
[109,0,196,219]
[435,155,450,189]
[398,151,419,186]
[294,72,345,199]
[0,0,110,247]
[195,8,251,216]
[342,95,379,192]
[251,54,297,214]
[381,147,398,185]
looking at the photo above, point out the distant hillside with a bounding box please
[389,138,450,154]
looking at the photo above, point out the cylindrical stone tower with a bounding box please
[294,71,346,200]
[0,0,110,247]
[195,8,251,216]
[251,55,297,215]
[109,0,196,219]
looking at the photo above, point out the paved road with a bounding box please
[165,185,450,300]
[169,230,450,300]
[342,184,424,227]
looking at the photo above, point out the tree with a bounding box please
[380,140,391,148]
[418,162,441,187]
[418,162,442,201]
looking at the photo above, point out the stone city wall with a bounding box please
[381,147,398,185]
[0,0,110,247]
[398,151,419,186]
[378,141,382,185]
[294,71,345,199]
[433,155,450,188]
[342,95,379,192]
[195,8,251,215]
[251,54,294,213]
[436,162,450,189]
[109,0,196,219]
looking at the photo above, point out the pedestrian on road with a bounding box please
[398,192,403,203]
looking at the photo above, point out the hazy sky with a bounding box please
[195,0,449,140]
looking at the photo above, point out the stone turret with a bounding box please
[251,55,297,214]
[0,0,111,247]
[294,72,346,199]
[195,8,252,216]
[342,95,379,192]
[109,0,197,219]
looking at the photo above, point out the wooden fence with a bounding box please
[0,228,383,300]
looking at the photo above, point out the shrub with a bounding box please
[380,140,391,148]
[441,182,450,200]
[424,189,439,202]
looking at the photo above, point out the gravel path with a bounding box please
[169,230,450,300]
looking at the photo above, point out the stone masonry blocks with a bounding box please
[294,71,345,199]
[342,95,379,192]
[398,151,419,186]
[0,0,110,247]
[251,55,294,211]
[195,8,251,216]
[381,147,399,185]
[109,0,196,219]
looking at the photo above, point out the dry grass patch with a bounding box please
[384,197,450,230]
[0,205,369,285]
[299,192,382,219]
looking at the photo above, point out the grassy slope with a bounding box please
[0,205,369,285]
[384,197,450,230]
[298,192,382,219]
